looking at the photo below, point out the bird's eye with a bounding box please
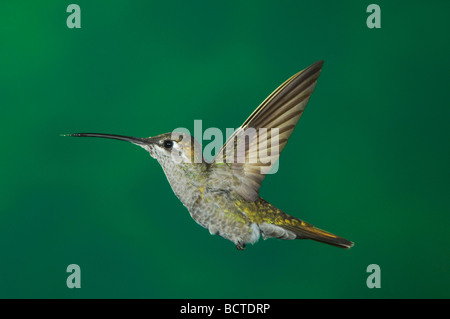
[163,140,173,149]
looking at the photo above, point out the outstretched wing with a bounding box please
[211,61,324,202]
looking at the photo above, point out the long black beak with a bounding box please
[63,133,147,146]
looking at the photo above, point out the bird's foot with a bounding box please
[236,242,246,250]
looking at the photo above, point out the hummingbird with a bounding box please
[65,60,353,250]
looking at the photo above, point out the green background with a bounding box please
[1,1,449,298]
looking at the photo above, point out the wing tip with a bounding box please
[314,59,324,66]
[307,60,324,73]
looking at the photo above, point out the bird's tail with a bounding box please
[257,200,354,249]
[284,218,353,249]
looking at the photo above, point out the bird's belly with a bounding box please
[188,195,260,245]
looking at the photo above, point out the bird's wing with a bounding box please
[211,61,324,202]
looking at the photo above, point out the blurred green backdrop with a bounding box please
[0,1,449,298]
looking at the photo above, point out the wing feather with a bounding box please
[212,61,324,201]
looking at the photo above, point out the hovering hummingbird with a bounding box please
[66,61,353,250]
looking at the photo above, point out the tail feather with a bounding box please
[282,220,354,249]
[260,218,353,249]
[249,198,354,249]
[257,208,354,249]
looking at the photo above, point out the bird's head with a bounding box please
[64,131,204,165]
